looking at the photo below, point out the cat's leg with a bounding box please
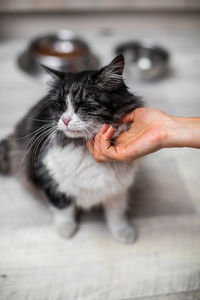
[51,201,78,239]
[103,191,136,244]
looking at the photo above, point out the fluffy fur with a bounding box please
[0,55,143,243]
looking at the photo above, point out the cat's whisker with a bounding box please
[8,123,54,141]
[43,127,57,150]
[32,127,57,172]
[31,129,56,173]
[18,124,56,170]
[83,127,95,141]
[82,129,90,142]
[86,126,118,150]
[32,126,57,165]
[22,130,50,169]
[24,124,54,154]
[87,125,118,145]
[26,117,54,123]
[41,127,58,155]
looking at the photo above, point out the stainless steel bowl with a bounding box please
[115,41,169,81]
[18,30,99,79]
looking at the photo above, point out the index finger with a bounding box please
[120,110,136,124]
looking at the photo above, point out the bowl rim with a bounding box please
[115,40,169,61]
[27,30,91,57]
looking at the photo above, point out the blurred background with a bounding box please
[1,0,200,38]
[0,1,200,300]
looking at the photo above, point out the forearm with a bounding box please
[165,116,200,149]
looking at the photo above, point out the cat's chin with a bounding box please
[62,129,93,140]
[63,130,84,138]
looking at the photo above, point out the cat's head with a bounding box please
[43,55,142,139]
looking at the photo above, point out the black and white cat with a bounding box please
[0,55,143,243]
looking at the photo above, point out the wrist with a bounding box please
[164,116,200,149]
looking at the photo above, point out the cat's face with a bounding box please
[43,55,141,139]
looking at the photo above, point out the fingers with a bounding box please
[87,123,138,162]
[104,126,115,141]
[87,124,108,155]
[100,123,109,134]
[87,124,116,162]
[120,107,144,124]
[120,111,136,124]
[95,125,115,162]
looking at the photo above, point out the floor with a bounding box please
[0,26,200,300]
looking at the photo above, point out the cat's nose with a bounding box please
[62,117,71,126]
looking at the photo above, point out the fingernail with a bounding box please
[100,124,108,133]
[105,126,114,137]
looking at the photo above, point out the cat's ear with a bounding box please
[41,65,65,80]
[97,55,125,88]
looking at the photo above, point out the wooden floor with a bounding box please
[0,22,200,300]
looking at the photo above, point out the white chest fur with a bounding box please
[43,143,137,209]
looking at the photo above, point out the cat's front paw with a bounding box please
[110,224,136,244]
[56,222,78,239]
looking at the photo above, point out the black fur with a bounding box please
[0,55,143,209]
[34,160,72,209]
[0,139,10,174]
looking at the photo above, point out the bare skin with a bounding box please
[87,107,200,162]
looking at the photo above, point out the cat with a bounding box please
[0,55,143,243]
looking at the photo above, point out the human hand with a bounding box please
[87,107,175,162]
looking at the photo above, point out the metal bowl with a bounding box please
[115,41,169,81]
[18,30,99,79]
